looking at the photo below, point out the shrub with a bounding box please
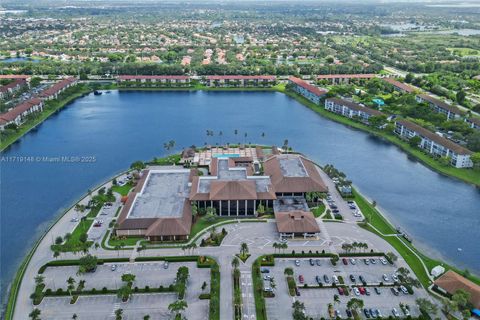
[102,287,108,293]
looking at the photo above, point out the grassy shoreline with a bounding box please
[0,85,93,152]
[282,89,480,187]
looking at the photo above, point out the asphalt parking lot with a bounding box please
[263,257,427,320]
[42,261,209,291]
[39,293,176,320]
[87,203,119,242]
[39,261,210,319]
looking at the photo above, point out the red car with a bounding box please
[338,287,344,295]
[298,275,304,283]
[359,287,366,295]
[342,258,348,265]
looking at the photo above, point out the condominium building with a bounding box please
[288,76,328,105]
[204,75,276,87]
[324,98,384,124]
[394,119,473,168]
[415,94,465,120]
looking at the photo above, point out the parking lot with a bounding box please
[263,257,428,319]
[87,202,120,242]
[39,293,177,320]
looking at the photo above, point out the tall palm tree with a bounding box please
[283,139,289,153]
[29,308,41,320]
[232,257,240,269]
[240,242,249,256]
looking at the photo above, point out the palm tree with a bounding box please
[232,257,240,269]
[29,308,41,320]
[347,298,364,314]
[34,275,45,287]
[114,308,123,320]
[283,139,289,153]
[168,299,188,316]
[240,242,249,257]
[67,277,76,296]
[272,242,279,253]
[281,243,288,253]
[243,132,248,144]
[72,314,78,320]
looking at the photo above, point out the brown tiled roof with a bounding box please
[0,98,43,122]
[417,94,466,116]
[38,77,76,98]
[434,270,480,309]
[264,154,328,193]
[326,98,384,116]
[288,76,328,97]
[206,75,276,80]
[118,75,189,80]
[0,79,26,93]
[396,119,472,155]
[0,75,30,79]
[317,74,376,79]
[275,211,320,233]
[382,78,415,93]
[145,200,192,237]
[255,146,265,161]
[466,117,480,126]
[210,180,257,200]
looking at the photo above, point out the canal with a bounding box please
[1,90,479,301]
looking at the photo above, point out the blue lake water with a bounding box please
[0,57,40,63]
[1,90,479,303]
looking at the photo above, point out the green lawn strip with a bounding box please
[111,183,134,196]
[51,219,94,252]
[311,203,326,218]
[0,85,92,151]
[109,236,144,247]
[252,256,268,320]
[352,189,396,235]
[283,90,480,187]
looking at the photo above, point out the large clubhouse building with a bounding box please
[115,149,327,241]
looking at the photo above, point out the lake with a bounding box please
[1,90,479,303]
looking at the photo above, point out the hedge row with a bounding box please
[38,258,130,273]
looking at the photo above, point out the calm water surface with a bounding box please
[1,91,479,302]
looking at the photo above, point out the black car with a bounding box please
[309,258,315,266]
[346,309,353,318]
[323,275,330,283]
[369,309,376,318]
[260,268,270,273]
[330,205,338,209]
[364,309,371,318]
[316,259,321,266]
[349,274,356,282]
[374,287,381,295]
[359,275,366,284]
[332,209,340,213]
[295,287,301,296]
[316,276,322,285]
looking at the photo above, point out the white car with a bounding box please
[353,287,360,296]
[392,274,399,282]
[380,258,388,265]
[400,285,409,294]
[392,308,400,318]
[382,274,390,282]
[295,260,300,266]
[70,217,79,222]
[111,264,117,271]
[349,258,356,265]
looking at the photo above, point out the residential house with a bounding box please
[288,76,328,105]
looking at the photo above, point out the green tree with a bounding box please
[121,273,136,285]
[347,298,364,312]
[78,254,98,274]
[456,90,466,104]
[29,308,41,320]
[232,257,240,269]
[67,277,76,296]
[130,161,145,172]
[117,284,132,302]
[292,300,307,320]
[168,299,188,316]
[240,242,249,257]
[416,298,438,317]
[408,135,422,148]
[114,308,123,320]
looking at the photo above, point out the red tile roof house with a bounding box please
[0,98,44,130]
[38,77,77,100]
[394,119,473,168]
[204,75,276,87]
[317,74,377,84]
[433,270,480,309]
[325,97,384,124]
[415,94,466,121]
[117,75,190,86]
[382,78,416,94]
[288,76,328,105]
[0,79,27,99]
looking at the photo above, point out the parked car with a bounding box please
[338,287,344,295]
[294,260,300,266]
[260,267,270,273]
[363,309,371,318]
[346,309,353,318]
[349,274,356,282]
[365,288,371,296]
[353,287,360,296]
[298,275,304,283]
[295,287,301,296]
[309,258,315,266]
[342,258,348,265]
[392,274,399,282]
[332,275,339,284]
[163,261,169,269]
[382,274,390,282]
[364,259,370,265]
[391,287,399,296]
[403,308,410,317]
[111,264,117,271]
[392,308,400,318]
[264,287,273,292]
[332,209,340,213]
[70,217,79,222]
[380,257,388,265]
[349,258,356,265]
[376,309,382,318]
[323,275,330,283]
[263,275,272,281]
[316,276,322,285]
[335,310,342,319]
[330,205,338,209]
[374,287,381,295]
[359,287,366,295]
[370,258,377,264]
[369,309,376,318]
[400,285,409,294]
[315,259,321,266]
[359,275,366,284]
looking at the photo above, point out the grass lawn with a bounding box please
[112,182,134,196]
[51,219,94,252]
[109,236,144,247]
[282,89,480,187]
[311,203,326,218]
[353,189,396,235]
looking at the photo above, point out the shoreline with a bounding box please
[4,150,479,320]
